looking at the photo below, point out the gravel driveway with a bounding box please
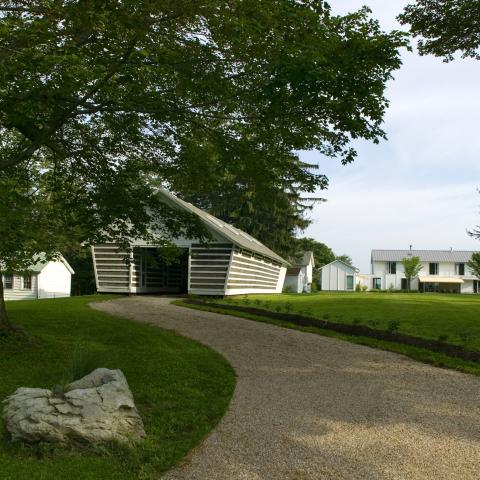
[92,296,480,480]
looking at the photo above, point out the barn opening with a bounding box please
[135,247,189,294]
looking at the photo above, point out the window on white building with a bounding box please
[386,262,396,274]
[346,275,354,290]
[455,263,465,276]
[373,278,381,289]
[3,275,13,289]
[429,263,438,275]
[23,275,32,290]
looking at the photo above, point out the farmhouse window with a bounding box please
[346,275,354,290]
[373,278,381,289]
[386,262,396,274]
[429,263,438,275]
[23,275,32,290]
[3,275,13,289]
[455,263,465,275]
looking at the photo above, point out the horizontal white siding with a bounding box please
[92,244,131,293]
[225,249,282,295]
[189,244,232,295]
[3,275,38,301]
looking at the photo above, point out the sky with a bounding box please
[300,0,480,272]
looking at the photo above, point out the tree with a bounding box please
[0,2,406,332]
[467,252,480,279]
[336,254,353,266]
[401,256,423,291]
[398,0,480,61]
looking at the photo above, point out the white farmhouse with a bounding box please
[2,255,74,301]
[371,249,479,294]
[320,259,358,291]
[283,251,315,293]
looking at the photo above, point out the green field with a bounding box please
[221,292,480,350]
[0,296,235,480]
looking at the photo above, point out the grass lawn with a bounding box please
[174,292,480,375]
[0,296,235,480]
[220,292,480,350]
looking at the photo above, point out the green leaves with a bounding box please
[399,0,480,61]
[0,0,405,276]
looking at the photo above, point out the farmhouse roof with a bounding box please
[158,188,288,265]
[371,249,474,263]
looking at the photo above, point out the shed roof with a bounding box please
[28,254,75,274]
[371,249,474,263]
[320,259,359,273]
[158,189,288,265]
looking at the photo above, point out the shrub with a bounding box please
[387,319,400,333]
[361,285,368,292]
[370,288,380,293]
[274,305,282,313]
[310,282,318,293]
[64,345,99,385]
[355,283,362,292]
[283,286,294,293]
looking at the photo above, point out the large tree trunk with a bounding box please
[0,272,13,335]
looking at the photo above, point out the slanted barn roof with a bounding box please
[158,189,288,265]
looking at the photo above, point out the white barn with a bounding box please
[283,251,315,293]
[2,255,74,301]
[320,259,358,291]
[92,189,288,296]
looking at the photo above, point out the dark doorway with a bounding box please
[135,248,188,293]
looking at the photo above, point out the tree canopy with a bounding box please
[0,1,406,330]
[467,252,480,279]
[399,0,480,61]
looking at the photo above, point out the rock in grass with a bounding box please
[2,368,146,444]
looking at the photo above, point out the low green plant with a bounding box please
[64,345,100,385]
[437,334,449,343]
[361,285,368,292]
[369,319,380,328]
[284,302,293,313]
[283,286,294,294]
[387,319,400,333]
[254,299,262,307]
[353,318,361,324]
[355,283,361,292]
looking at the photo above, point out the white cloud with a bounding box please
[304,182,480,272]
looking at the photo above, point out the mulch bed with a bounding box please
[184,299,480,363]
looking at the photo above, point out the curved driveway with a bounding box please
[92,297,480,480]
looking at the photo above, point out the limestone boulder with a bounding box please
[2,368,146,444]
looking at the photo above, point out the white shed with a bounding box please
[283,251,315,293]
[320,259,357,291]
[2,255,74,301]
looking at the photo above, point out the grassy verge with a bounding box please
[216,293,480,350]
[1,295,235,480]
[175,300,480,376]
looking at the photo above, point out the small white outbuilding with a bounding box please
[320,259,358,291]
[2,255,74,301]
[283,251,315,293]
